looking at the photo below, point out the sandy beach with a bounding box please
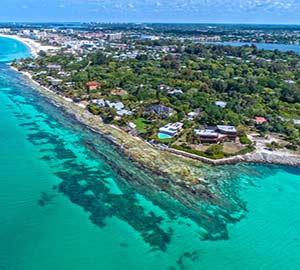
[0,33,57,57]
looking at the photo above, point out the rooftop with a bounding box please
[215,101,227,108]
[217,125,237,133]
[195,129,219,137]
[86,81,100,86]
[255,117,267,124]
[159,122,183,137]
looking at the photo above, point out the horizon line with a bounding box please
[0,21,300,26]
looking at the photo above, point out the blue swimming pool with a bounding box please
[158,133,172,139]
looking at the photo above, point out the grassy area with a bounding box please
[171,145,230,160]
[133,118,150,134]
[172,144,254,160]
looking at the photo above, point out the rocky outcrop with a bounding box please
[241,152,300,167]
[164,147,300,167]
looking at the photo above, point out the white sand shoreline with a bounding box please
[0,33,57,57]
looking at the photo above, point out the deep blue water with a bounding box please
[1,36,300,270]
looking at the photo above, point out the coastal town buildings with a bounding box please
[4,23,300,160]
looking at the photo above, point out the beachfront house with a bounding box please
[116,109,133,116]
[92,99,124,109]
[158,122,183,139]
[92,99,132,116]
[128,122,137,129]
[195,129,224,143]
[217,125,237,138]
[92,99,106,107]
[35,71,47,76]
[195,125,237,143]
[108,101,125,111]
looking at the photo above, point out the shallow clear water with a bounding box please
[0,36,31,62]
[1,37,300,270]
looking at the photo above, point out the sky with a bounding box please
[0,0,300,24]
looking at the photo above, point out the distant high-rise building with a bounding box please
[106,32,122,41]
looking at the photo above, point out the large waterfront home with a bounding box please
[195,129,224,143]
[92,99,132,117]
[93,99,125,110]
[158,122,183,139]
[217,125,237,138]
[195,125,238,143]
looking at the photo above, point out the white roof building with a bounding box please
[285,80,296,84]
[217,125,237,133]
[195,129,219,138]
[215,101,227,108]
[158,122,183,137]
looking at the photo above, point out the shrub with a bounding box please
[87,104,100,115]
[239,133,252,145]
[285,144,298,151]
[171,144,230,160]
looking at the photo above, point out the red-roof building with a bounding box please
[86,81,100,91]
[255,117,267,125]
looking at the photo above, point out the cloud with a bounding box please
[42,0,300,13]
[1,0,300,23]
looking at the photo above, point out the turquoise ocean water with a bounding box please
[1,36,300,270]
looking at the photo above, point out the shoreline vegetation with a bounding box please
[4,34,300,177]
[13,68,300,170]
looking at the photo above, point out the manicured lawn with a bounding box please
[133,118,149,133]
